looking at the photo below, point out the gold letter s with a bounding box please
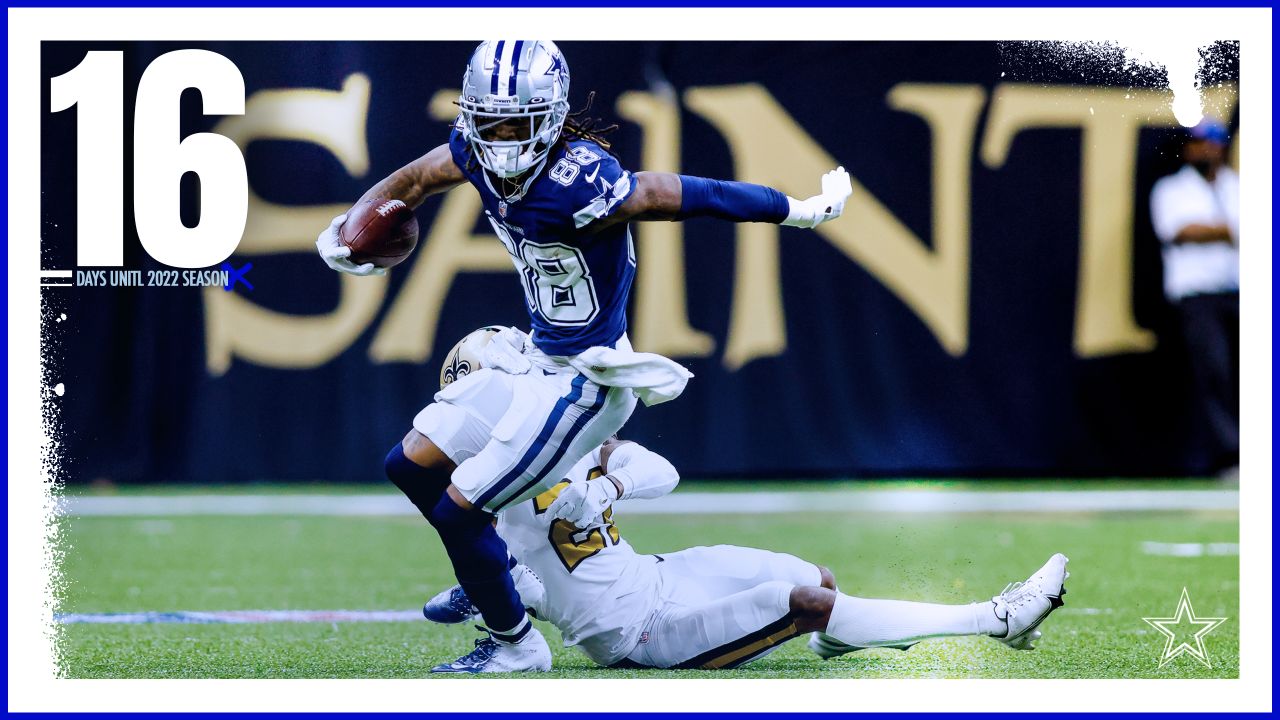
[685,83,981,366]
[204,74,384,374]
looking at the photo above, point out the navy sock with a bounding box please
[384,443,452,519]
[426,493,528,638]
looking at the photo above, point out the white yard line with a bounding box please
[56,610,423,625]
[61,489,1238,517]
[1140,541,1240,556]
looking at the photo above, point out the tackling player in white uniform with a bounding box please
[423,328,1070,671]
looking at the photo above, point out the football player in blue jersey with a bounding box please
[316,40,852,673]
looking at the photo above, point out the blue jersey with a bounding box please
[449,126,637,356]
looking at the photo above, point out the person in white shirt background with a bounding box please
[1148,119,1239,476]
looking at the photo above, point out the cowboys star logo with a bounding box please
[1142,588,1228,669]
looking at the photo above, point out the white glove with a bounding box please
[547,479,618,528]
[782,166,852,229]
[315,213,386,276]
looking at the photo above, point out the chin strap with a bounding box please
[482,155,549,203]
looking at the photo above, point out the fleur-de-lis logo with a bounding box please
[442,355,472,387]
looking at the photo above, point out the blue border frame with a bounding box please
[4,0,1276,6]
[7,3,1272,717]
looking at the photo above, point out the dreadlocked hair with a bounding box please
[449,107,482,175]
[560,92,619,150]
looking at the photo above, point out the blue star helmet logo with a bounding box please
[545,52,569,86]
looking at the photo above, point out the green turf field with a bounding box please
[56,485,1238,679]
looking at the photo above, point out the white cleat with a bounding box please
[992,553,1068,649]
[431,626,553,674]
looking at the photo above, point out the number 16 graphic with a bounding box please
[50,50,248,269]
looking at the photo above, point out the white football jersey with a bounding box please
[495,448,660,666]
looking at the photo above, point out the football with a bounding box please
[339,197,420,268]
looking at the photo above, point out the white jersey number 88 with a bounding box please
[490,217,601,327]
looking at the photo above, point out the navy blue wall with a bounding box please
[40,41,1237,483]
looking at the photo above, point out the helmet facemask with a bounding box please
[459,100,569,179]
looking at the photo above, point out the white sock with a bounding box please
[511,564,546,619]
[825,593,1005,647]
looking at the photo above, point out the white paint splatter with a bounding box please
[40,299,69,676]
[999,40,1229,128]
[1119,40,1214,126]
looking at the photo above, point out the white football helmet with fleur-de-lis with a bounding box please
[439,326,506,390]
[458,40,571,180]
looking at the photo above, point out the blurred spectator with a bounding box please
[1149,119,1239,475]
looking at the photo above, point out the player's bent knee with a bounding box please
[788,585,837,632]
[401,429,454,469]
[425,492,511,579]
[425,490,487,533]
[384,439,454,519]
[816,565,837,590]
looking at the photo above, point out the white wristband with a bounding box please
[782,196,819,229]
[606,467,636,501]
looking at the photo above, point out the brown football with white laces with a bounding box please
[339,197,420,268]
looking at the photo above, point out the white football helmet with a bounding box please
[439,326,505,390]
[458,40,571,180]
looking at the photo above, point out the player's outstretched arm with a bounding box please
[597,167,852,231]
[599,440,680,501]
[317,144,466,276]
[355,143,467,210]
[546,440,680,528]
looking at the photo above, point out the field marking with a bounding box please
[56,610,422,625]
[60,489,1238,517]
[1141,541,1240,557]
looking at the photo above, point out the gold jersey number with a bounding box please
[532,468,622,573]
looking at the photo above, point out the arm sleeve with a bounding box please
[675,175,790,223]
[602,441,680,501]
